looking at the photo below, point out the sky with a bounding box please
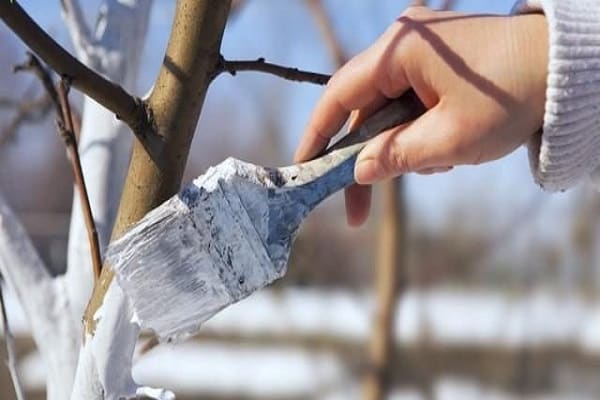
[10,0,582,247]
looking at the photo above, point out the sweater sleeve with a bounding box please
[513,0,600,191]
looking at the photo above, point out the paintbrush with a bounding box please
[105,90,426,342]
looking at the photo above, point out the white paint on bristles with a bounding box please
[108,158,288,342]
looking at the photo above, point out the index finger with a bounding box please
[294,45,409,162]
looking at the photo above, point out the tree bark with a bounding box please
[363,179,406,400]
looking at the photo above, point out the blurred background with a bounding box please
[1,0,600,399]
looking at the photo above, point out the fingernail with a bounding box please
[355,159,384,184]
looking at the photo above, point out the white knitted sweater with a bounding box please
[514,0,600,191]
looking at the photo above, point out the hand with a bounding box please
[294,7,548,226]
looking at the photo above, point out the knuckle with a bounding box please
[389,140,411,174]
[400,5,431,20]
[325,71,340,90]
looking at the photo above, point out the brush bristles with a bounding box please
[105,169,284,342]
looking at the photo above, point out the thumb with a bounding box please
[354,106,456,184]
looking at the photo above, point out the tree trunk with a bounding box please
[363,178,406,400]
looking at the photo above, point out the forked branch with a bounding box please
[0,2,149,141]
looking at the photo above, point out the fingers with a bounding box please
[355,105,460,184]
[342,108,378,227]
[345,184,372,227]
[295,48,411,162]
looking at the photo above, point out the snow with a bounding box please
[7,286,600,397]
[133,342,345,398]
[201,288,600,351]
[6,286,600,351]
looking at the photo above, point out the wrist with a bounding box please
[508,13,548,133]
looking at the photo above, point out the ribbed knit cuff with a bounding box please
[513,0,600,191]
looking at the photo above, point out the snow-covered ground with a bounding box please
[4,286,600,398]
[8,286,600,350]
[202,288,600,351]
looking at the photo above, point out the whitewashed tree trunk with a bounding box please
[62,1,162,399]
[2,1,153,399]
[0,195,79,399]
[63,0,152,328]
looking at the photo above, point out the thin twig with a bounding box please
[0,97,21,108]
[216,56,330,85]
[0,95,52,146]
[0,278,26,400]
[12,52,82,137]
[0,2,149,140]
[306,0,347,66]
[14,52,61,114]
[57,78,102,282]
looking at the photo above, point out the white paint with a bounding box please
[0,194,80,400]
[107,157,290,341]
[60,1,158,399]
[135,387,176,400]
[64,0,152,331]
[71,282,173,400]
[0,285,25,400]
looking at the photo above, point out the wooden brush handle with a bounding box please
[277,90,426,211]
[320,89,426,156]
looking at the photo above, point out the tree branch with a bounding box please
[0,97,21,108]
[0,1,149,140]
[217,56,330,85]
[0,279,25,400]
[0,53,82,147]
[14,51,61,114]
[57,78,102,282]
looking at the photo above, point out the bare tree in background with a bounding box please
[305,1,410,399]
